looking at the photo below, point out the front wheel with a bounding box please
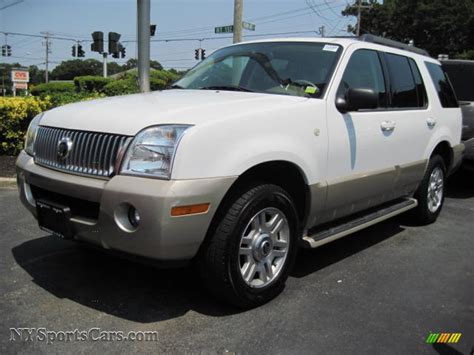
[408,155,446,225]
[199,184,299,308]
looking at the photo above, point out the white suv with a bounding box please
[17,35,464,308]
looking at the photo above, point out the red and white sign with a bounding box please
[11,70,30,83]
[13,82,28,90]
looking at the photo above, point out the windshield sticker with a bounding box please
[323,44,339,52]
[305,86,319,95]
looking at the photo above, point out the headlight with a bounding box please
[25,113,43,156]
[120,125,191,179]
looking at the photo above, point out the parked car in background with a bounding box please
[17,36,463,308]
[441,59,474,170]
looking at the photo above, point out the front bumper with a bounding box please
[16,151,236,261]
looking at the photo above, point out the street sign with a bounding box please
[13,82,28,90]
[242,22,256,31]
[215,25,234,34]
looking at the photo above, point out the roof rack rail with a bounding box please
[359,34,430,57]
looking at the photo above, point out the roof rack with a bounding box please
[359,34,430,57]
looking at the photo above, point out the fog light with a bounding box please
[128,206,141,228]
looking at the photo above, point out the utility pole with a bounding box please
[233,0,243,43]
[137,0,150,92]
[42,32,50,83]
[319,26,325,37]
[355,0,372,37]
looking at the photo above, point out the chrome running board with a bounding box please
[302,198,418,248]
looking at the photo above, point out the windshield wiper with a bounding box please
[169,84,185,89]
[199,85,254,92]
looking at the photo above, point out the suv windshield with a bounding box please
[174,42,343,98]
[442,61,474,102]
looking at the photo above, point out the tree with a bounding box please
[50,59,102,80]
[122,58,163,71]
[342,0,474,58]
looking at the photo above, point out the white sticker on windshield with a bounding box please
[323,44,339,52]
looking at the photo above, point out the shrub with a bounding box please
[103,79,139,96]
[73,75,112,93]
[150,78,167,91]
[0,96,52,155]
[30,81,75,96]
[48,92,105,107]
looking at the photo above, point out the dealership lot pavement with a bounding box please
[0,171,473,354]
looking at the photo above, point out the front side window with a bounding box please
[337,49,387,108]
[385,53,420,108]
[174,42,343,98]
[425,62,459,108]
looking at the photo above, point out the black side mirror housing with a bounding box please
[336,88,379,113]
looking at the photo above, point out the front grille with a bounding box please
[30,185,100,221]
[34,126,131,178]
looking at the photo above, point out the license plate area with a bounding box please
[36,199,73,239]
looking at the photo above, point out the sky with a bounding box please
[0,0,355,70]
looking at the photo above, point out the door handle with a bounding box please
[427,117,437,129]
[381,120,396,132]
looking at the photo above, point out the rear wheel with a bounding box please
[408,155,446,225]
[199,184,299,308]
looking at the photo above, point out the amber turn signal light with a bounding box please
[171,203,210,216]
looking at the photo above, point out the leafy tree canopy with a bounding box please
[342,0,474,58]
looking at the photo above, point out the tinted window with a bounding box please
[337,49,387,108]
[385,53,419,108]
[442,62,474,102]
[408,58,428,107]
[426,62,459,108]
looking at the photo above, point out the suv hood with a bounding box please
[40,89,309,136]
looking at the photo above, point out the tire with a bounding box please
[199,184,299,308]
[408,155,446,225]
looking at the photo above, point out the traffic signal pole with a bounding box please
[137,0,150,92]
[103,53,108,78]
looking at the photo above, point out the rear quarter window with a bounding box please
[425,62,459,108]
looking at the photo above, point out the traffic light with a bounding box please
[6,45,11,56]
[120,44,126,59]
[195,48,200,60]
[77,44,85,58]
[2,45,12,57]
[1,45,6,56]
[201,49,206,60]
[150,24,156,37]
[71,45,76,57]
[108,32,121,55]
[91,31,104,53]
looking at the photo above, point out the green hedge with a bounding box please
[103,79,139,96]
[30,82,75,96]
[73,76,112,93]
[0,96,52,155]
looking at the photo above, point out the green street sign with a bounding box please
[215,25,234,34]
[215,22,256,34]
[242,22,256,31]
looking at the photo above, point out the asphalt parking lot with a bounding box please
[0,171,473,354]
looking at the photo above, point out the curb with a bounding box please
[0,177,17,189]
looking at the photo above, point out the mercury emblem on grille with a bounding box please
[57,137,73,160]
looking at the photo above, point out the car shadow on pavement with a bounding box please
[11,236,242,323]
[446,169,474,199]
[291,220,405,278]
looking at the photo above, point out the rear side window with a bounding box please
[337,49,387,108]
[385,53,421,108]
[442,62,474,102]
[425,62,459,108]
[408,59,428,107]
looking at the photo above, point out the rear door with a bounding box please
[380,52,432,196]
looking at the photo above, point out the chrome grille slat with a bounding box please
[33,127,129,178]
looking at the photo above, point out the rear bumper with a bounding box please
[16,151,236,261]
[463,138,474,161]
[451,143,465,174]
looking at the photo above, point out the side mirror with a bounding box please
[336,88,379,113]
